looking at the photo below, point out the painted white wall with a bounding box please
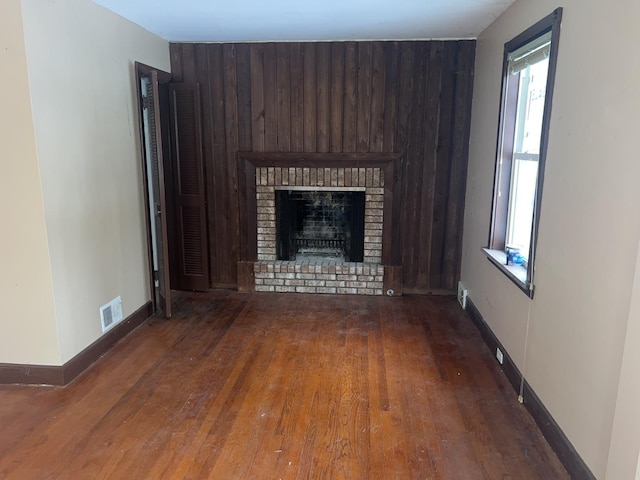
[0,0,60,365]
[606,239,640,479]
[20,0,170,364]
[462,0,640,477]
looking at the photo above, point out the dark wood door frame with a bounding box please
[135,62,173,317]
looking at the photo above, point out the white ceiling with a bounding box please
[92,0,515,43]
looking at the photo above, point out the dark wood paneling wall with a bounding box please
[169,40,475,293]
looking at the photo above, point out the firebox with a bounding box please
[275,189,365,262]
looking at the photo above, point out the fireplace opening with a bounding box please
[275,189,365,262]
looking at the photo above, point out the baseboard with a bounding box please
[0,363,64,386]
[465,297,596,480]
[0,301,153,387]
[402,287,456,296]
[465,299,521,392]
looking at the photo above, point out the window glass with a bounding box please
[506,56,549,258]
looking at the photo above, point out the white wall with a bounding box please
[0,0,60,365]
[461,0,640,477]
[20,0,170,364]
[606,240,640,479]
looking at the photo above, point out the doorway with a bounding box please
[135,62,173,317]
[135,63,210,315]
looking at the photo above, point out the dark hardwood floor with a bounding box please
[0,291,568,479]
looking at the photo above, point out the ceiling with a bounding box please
[92,0,515,43]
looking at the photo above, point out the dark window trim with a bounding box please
[486,8,563,298]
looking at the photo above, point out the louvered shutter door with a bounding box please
[168,83,209,291]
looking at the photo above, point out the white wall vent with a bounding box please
[457,282,468,310]
[100,296,123,332]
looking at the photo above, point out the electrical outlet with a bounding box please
[496,347,504,365]
[457,282,468,309]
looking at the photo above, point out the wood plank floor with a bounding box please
[0,291,569,479]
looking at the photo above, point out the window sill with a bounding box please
[483,248,533,298]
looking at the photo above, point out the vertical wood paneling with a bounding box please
[276,43,291,152]
[369,43,386,153]
[316,43,331,153]
[429,42,457,290]
[416,42,444,288]
[343,43,358,152]
[222,44,240,284]
[400,43,429,288]
[356,42,372,152]
[250,44,265,152]
[169,40,475,292]
[393,43,416,283]
[180,44,196,84]
[194,45,216,288]
[329,43,344,153]
[263,43,278,152]
[303,43,317,152]
[208,45,228,286]
[170,45,184,82]
[290,43,304,152]
[382,42,399,153]
[236,44,253,152]
[443,41,475,288]
[236,45,253,269]
[395,44,415,156]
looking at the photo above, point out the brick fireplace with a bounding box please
[237,153,402,296]
[255,166,384,294]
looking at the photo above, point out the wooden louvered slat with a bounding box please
[169,83,209,291]
[173,90,200,196]
[180,206,204,275]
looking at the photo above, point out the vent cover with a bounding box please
[457,282,468,310]
[100,296,123,332]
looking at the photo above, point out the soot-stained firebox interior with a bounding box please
[275,190,365,262]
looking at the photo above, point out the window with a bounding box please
[485,8,562,297]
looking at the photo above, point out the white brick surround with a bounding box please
[254,166,384,295]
